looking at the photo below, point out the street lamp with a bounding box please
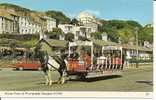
[135,27,139,68]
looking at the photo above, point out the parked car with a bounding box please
[13,58,41,71]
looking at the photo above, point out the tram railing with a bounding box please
[67,57,123,73]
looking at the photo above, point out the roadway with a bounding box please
[0,65,153,91]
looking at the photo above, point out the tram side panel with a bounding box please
[67,56,123,75]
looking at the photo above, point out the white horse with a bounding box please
[45,55,67,85]
[34,45,68,86]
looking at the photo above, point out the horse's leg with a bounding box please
[58,70,66,84]
[43,67,50,85]
[47,69,52,86]
[57,70,62,84]
[58,76,65,84]
[59,74,64,84]
[45,74,49,85]
[43,68,49,85]
[44,71,49,85]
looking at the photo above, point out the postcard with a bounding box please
[0,0,153,99]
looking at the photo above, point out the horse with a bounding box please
[34,44,68,86]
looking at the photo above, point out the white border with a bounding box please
[0,91,153,98]
[0,1,155,100]
[153,1,156,100]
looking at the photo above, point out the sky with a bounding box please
[0,0,153,25]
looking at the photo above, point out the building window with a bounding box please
[2,23,4,29]
[22,29,24,33]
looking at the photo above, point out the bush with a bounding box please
[90,32,102,40]
[78,36,88,41]
[0,34,39,41]
[128,57,153,63]
[45,28,63,39]
[65,33,74,41]
[46,31,60,39]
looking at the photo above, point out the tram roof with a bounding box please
[122,44,153,52]
[69,41,93,46]
[92,40,118,46]
[92,39,152,52]
[39,39,68,47]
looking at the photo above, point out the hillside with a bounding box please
[45,10,71,24]
[99,19,153,44]
[0,3,70,24]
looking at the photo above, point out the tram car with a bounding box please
[66,41,124,79]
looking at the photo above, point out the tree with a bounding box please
[126,20,142,28]
[117,28,135,44]
[90,32,102,40]
[70,18,79,25]
[45,28,63,39]
[53,27,63,34]
[98,23,119,42]
[78,36,88,41]
[45,10,71,25]
[65,33,74,41]
[138,25,153,44]
[99,19,143,43]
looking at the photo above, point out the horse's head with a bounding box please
[33,44,42,58]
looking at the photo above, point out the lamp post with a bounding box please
[135,27,139,68]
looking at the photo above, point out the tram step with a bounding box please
[86,71,122,78]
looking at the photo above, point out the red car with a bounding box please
[13,59,42,71]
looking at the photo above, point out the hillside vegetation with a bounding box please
[0,3,153,46]
[0,3,70,24]
[99,20,153,44]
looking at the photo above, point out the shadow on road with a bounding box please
[136,80,153,86]
[12,69,41,71]
[37,81,62,85]
[69,75,122,82]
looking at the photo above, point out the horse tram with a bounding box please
[66,40,124,79]
[13,39,124,85]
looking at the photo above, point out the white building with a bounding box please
[42,16,56,32]
[58,24,92,40]
[19,16,41,34]
[0,15,13,34]
[101,32,108,41]
[58,24,73,34]
[74,26,92,39]
[10,13,19,33]
[77,11,101,33]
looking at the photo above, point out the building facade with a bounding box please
[0,16,13,34]
[77,11,100,33]
[10,14,19,33]
[101,32,108,41]
[58,24,92,40]
[19,16,41,34]
[0,10,56,35]
[58,24,73,34]
[41,16,56,33]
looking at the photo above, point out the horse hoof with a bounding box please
[49,84,52,86]
[57,81,61,84]
[45,82,49,86]
[49,81,52,86]
[61,79,65,84]
[61,82,64,84]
